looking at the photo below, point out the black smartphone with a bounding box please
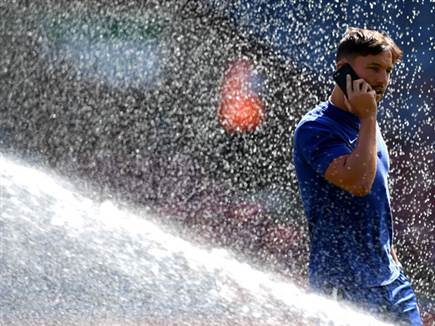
[333,64,360,98]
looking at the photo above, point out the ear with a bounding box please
[336,59,348,70]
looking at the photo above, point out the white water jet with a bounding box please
[0,153,392,325]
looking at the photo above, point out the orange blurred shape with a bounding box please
[219,96,264,133]
[218,60,264,133]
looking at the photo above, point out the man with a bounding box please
[293,27,422,325]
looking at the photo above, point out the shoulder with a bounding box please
[295,102,338,138]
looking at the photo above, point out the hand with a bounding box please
[344,74,377,120]
[391,245,400,264]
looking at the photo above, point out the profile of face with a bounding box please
[338,50,394,103]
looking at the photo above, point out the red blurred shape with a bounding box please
[218,59,264,133]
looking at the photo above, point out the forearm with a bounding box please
[325,73,380,196]
[343,117,377,193]
[325,116,377,196]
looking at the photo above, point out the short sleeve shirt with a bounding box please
[293,101,400,290]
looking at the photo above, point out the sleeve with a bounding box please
[294,121,352,176]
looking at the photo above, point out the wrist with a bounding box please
[359,115,377,123]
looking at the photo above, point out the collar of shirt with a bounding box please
[326,98,360,131]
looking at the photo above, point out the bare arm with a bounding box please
[325,116,377,196]
[325,75,378,196]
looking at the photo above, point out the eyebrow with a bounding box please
[368,62,394,71]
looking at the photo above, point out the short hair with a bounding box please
[336,27,403,64]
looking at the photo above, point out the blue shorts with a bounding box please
[322,271,422,325]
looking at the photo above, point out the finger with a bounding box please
[344,95,352,112]
[361,82,369,93]
[353,79,365,91]
[346,74,352,96]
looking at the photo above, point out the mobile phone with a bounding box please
[333,64,360,98]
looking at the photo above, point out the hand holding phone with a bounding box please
[333,64,360,98]
[333,64,377,119]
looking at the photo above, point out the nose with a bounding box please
[377,70,389,87]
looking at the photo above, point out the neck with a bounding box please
[329,86,349,112]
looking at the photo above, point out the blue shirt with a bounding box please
[293,101,400,290]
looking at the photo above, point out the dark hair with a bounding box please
[336,27,403,64]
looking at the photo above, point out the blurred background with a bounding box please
[0,0,433,323]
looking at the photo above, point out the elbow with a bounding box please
[350,188,371,197]
[325,162,376,197]
[348,180,374,197]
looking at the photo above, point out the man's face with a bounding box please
[349,50,394,103]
